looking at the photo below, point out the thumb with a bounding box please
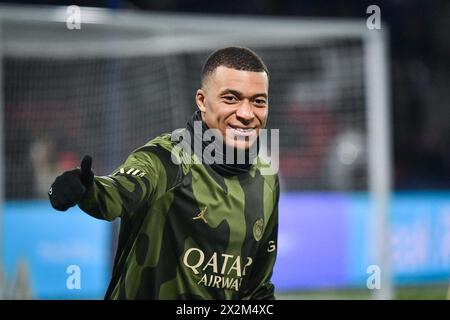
[80,155,92,176]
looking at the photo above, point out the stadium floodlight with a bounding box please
[0,5,393,299]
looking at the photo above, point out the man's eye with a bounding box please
[255,99,267,105]
[223,96,237,102]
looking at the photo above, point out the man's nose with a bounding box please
[236,100,255,123]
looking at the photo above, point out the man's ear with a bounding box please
[196,89,206,113]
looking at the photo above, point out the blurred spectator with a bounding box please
[29,137,78,198]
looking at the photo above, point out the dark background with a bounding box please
[2,0,449,190]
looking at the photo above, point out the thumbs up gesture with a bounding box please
[48,155,94,211]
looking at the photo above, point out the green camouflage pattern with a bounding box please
[78,130,279,300]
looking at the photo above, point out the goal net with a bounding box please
[0,5,392,299]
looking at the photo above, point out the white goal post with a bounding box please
[0,5,393,299]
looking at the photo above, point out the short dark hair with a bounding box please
[201,47,269,86]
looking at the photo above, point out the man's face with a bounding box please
[196,66,269,150]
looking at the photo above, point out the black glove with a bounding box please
[48,155,94,211]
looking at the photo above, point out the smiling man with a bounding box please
[48,47,279,300]
[198,59,268,151]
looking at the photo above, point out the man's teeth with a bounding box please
[235,128,253,132]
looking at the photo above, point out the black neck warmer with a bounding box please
[185,111,259,177]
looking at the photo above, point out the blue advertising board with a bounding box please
[3,201,110,299]
[3,192,450,297]
[273,192,450,290]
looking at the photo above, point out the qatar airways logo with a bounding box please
[182,248,253,291]
[170,122,279,175]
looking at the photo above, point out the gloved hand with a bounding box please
[48,155,94,211]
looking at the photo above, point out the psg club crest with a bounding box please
[253,218,264,241]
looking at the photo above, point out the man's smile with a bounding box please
[226,125,257,137]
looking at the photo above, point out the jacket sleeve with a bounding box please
[77,146,163,221]
[243,176,280,300]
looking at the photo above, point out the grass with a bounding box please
[275,282,450,300]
